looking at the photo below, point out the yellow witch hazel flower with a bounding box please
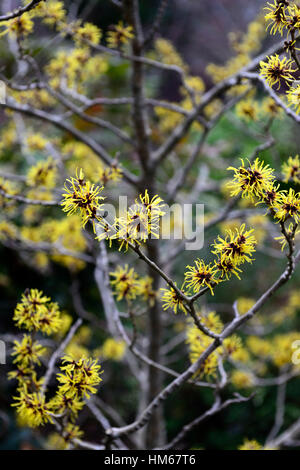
[260,54,295,89]
[12,389,53,428]
[110,264,139,301]
[273,188,300,224]
[286,84,300,114]
[13,289,62,334]
[26,157,57,188]
[261,96,283,118]
[61,169,105,230]
[35,1,66,28]
[282,155,300,183]
[47,423,83,450]
[212,224,257,267]
[57,355,102,399]
[235,99,260,122]
[137,276,156,306]
[187,332,218,378]
[73,22,102,46]
[238,439,262,450]
[231,370,254,389]
[107,21,134,49]
[102,338,126,361]
[12,335,46,367]
[185,314,237,379]
[161,284,187,315]
[184,259,220,296]
[111,190,165,250]
[264,0,288,35]
[0,12,34,38]
[227,158,275,201]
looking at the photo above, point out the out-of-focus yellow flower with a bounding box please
[107,22,134,49]
[102,338,126,361]
[239,439,262,450]
[231,370,254,389]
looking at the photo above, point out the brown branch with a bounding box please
[241,72,300,124]
[0,188,59,206]
[160,393,252,450]
[41,318,82,394]
[105,247,300,439]
[0,100,138,187]
[143,0,169,47]
[0,0,43,22]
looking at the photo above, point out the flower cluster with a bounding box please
[97,189,165,250]
[61,169,105,230]
[228,157,300,226]
[110,264,156,305]
[9,289,103,445]
[260,54,295,89]
[13,289,62,334]
[101,338,126,361]
[186,312,243,378]
[259,1,300,114]
[212,224,257,271]
[55,356,102,400]
[282,155,300,183]
[107,21,134,49]
[227,158,276,201]
[26,157,57,189]
[161,223,256,315]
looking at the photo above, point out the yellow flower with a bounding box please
[102,338,126,361]
[287,84,300,114]
[110,265,139,301]
[98,163,123,186]
[261,96,283,117]
[231,370,254,389]
[27,134,48,151]
[239,439,262,450]
[184,259,220,296]
[227,158,275,201]
[282,155,300,183]
[286,4,300,30]
[0,12,34,38]
[212,224,257,267]
[57,356,102,399]
[137,276,156,306]
[264,1,288,35]
[260,54,295,89]
[49,390,84,417]
[107,21,134,49]
[36,1,66,27]
[112,191,165,249]
[274,188,300,224]
[200,311,223,334]
[12,335,46,367]
[61,169,105,229]
[74,22,102,45]
[12,389,53,428]
[161,284,187,315]
[0,220,17,241]
[186,323,219,378]
[154,38,188,71]
[222,335,242,356]
[27,157,57,188]
[271,332,300,367]
[236,99,260,122]
[13,289,62,334]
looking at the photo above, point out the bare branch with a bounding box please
[0,0,43,22]
[41,318,82,394]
